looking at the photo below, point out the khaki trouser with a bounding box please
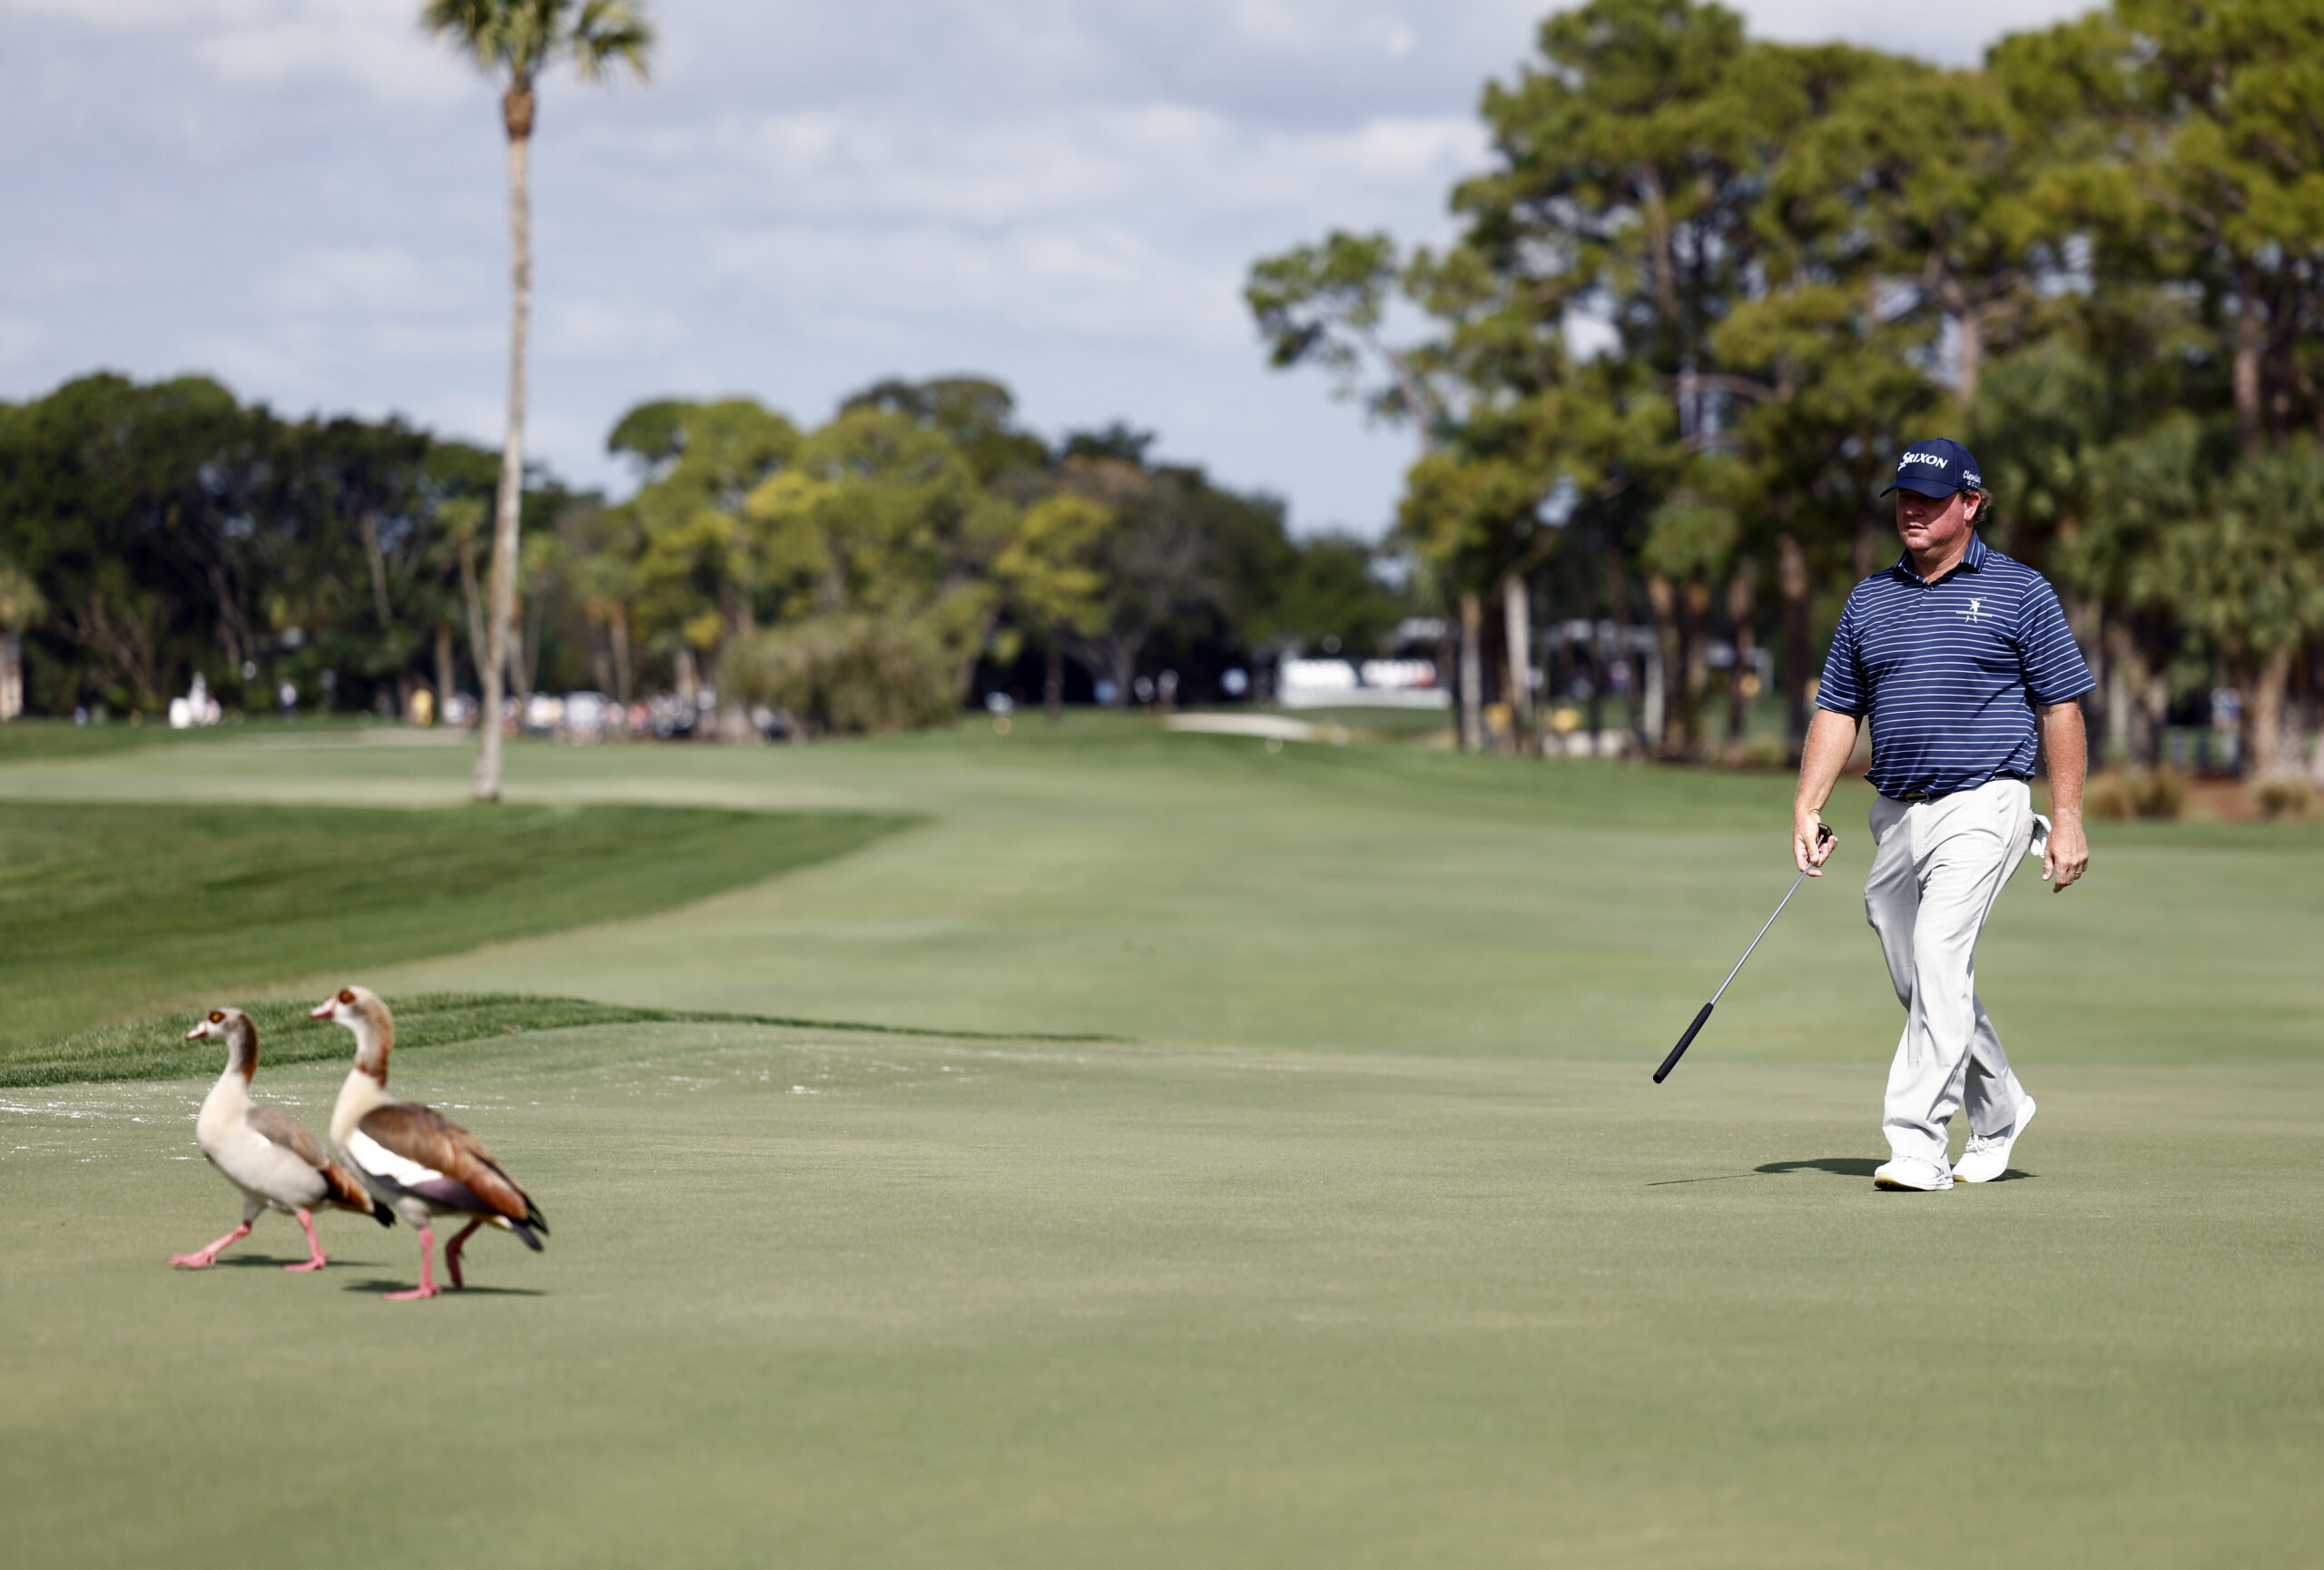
[1865,778,2047,1166]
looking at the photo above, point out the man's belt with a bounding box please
[1897,775,2030,804]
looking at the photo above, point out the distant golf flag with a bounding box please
[1653,824,1832,1084]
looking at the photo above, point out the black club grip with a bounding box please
[1653,1002,1715,1083]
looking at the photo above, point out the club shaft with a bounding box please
[1707,867,1809,1008]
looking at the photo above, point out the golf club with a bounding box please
[1653,822,1833,1083]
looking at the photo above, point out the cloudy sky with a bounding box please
[2,0,2089,536]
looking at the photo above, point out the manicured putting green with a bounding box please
[3,1026,2317,1568]
[0,799,910,1060]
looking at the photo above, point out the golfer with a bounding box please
[1792,439,2093,1191]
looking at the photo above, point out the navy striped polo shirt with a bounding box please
[1816,534,2093,800]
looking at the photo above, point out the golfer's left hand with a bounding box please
[2043,817,2088,892]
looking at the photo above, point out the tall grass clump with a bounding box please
[732,617,960,736]
[2087,767,2187,821]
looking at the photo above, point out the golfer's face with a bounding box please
[1895,489,1972,556]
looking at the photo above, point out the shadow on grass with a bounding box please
[208,1253,343,1269]
[1760,1156,2038,1182]
[1649,1155,1881,1187]
[1651,1156,2039,1187]
[1758,1157,1884,1178]
[340,1279,547,1298]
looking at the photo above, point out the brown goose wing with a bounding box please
[355,1103,540,1228]
[320,1159,393,1220]
[248,1104,389,1219]
[244,1104,329,1169]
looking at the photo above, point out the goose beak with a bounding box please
[310,999,336,1021]
[184,1022,207,1041]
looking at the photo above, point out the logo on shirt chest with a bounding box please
[1962,597,1985,623]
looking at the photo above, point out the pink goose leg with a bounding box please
[282,1208,330,1272]
[171,1220,251,1269]
[384,1225,439,1301]
[444,1218,485,1290]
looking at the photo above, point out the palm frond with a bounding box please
[571,0,655,83]
[419,0,515,73]
[419,0,652,84]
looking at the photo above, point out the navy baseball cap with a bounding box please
[1882,439,1983,499]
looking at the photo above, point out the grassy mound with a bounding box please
[4,991,1118,1088]
[0,801,913,1059]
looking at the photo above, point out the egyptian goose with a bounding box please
[314,986,548,1300]
[172,1008,392,1271]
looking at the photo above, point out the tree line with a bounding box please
[0,371,1403,729]
[1250,0,2324,781]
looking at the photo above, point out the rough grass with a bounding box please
[0,715,366,762]
[2,991,1118,1089]
[0,800,912,1058]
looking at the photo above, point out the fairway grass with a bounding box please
[3,1028,2318,1569]
[3,719,2315,1068]
[1,721,2319,1565]
[0,799,910,1059]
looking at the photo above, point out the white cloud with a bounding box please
[5,0,216,24]
[269,243,467,316]
[1729,0,2092,65]
[703,219,1242,350]
[617,101,1478,232]
[0,313,44,371]
[8,0,468,102]
[0,0,2102,535]
[543,298,686,361]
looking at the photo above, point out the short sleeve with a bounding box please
[1815,594,1868,716]
[2016,578,2095,705]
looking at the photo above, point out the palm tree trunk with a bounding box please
[2245,644,2293,779]
[360,515,393,627]
[610,603,633,706]
[0,629,21,721]
[1646,572,1681,761]
[1725,562,1755,763]
[1681,573,1711,763]
[434,622,455,721]
[1457,589,1483,753]
[1045,626,1065,723]
[2234,262,2263,457]
[1500,569,1532,752]
[589,607,615,695]
[475,91,534,803]
[1779,533,1817,766]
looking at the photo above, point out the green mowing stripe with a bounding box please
[0,800,917,1061]
[0,716,376,763]
[2,992,1124,1088]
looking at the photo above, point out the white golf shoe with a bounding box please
[1953,1097,2036,1184]
[1873,1156,1954,1191]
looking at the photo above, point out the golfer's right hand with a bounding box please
[1794,810,1836,875]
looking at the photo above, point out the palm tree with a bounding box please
[422,0,653,801]
[0,558,44,721]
